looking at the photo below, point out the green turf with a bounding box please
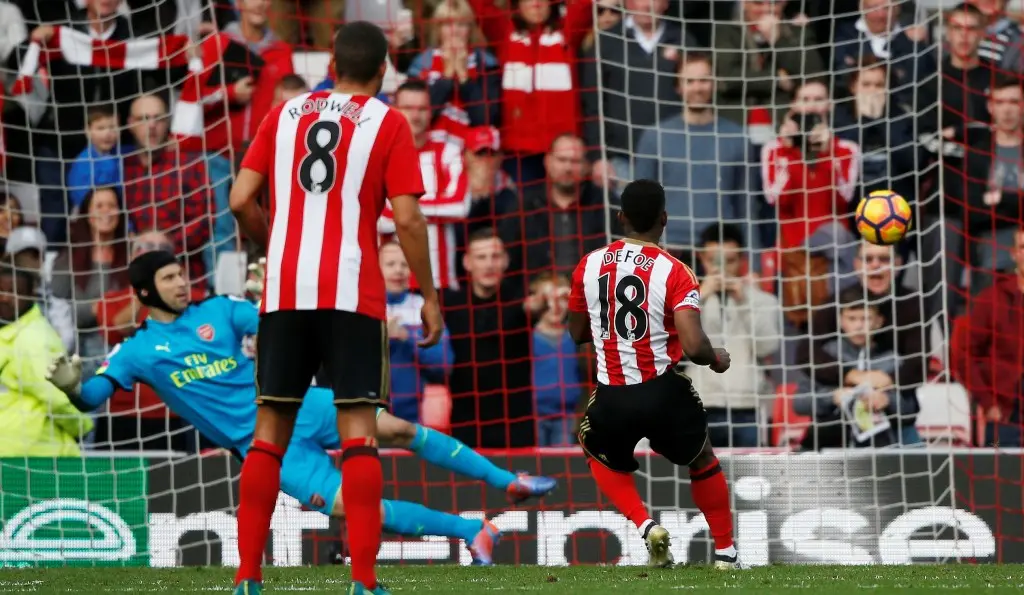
[1,565,1024,594]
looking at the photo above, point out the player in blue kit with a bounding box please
[47,251,557,565]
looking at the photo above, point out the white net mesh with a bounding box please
[609,0,1003,564]
[0,0,1018,570]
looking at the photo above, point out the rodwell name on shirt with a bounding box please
[286,96,367,125]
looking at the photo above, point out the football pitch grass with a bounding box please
[1,565,1024,594]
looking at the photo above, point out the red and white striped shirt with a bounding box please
[378,129,470,290]
[240,91,425,320]
[568,239,700,386]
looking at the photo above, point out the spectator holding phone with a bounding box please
[762,79,861,328]
[763,80,861,251]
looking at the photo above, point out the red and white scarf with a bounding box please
[10,26,199,95]
[169,70,225,141]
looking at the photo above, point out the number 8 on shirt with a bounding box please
[238,72,423,404]
[228,22,441,595]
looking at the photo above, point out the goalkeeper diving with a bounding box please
[47,250,557,564]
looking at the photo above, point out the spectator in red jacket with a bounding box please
[470,0,592,184]
[951,227,1024,447]
[173,0,294,153]
[761,79,861,249]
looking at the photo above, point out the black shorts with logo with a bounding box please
[256,309,389,408]
[578,370,708,473]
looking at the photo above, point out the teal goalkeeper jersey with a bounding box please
[81,296,342,454]
[82,296,277,451]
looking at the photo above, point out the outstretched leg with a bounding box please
[687,438,738,568]
[378,412,556,501]
[380,500,500,566]
[322,488,502,566]
[280,434,503,567]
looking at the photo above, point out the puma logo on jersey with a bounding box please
[155,343,171,352]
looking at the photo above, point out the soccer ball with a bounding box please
[855,190,912,245]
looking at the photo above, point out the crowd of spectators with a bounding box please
[1,0,1023,455]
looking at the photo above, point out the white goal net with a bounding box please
[0,0,1019,569]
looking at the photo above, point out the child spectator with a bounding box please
[793,286,919,450]
[529,272,582,446]
[67,105,126,210]
[382,242,454,424]
[272,74,309,108]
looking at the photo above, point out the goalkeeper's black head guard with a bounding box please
[129,250,181,314]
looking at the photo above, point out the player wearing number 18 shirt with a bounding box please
[229,22,443,595]
[567,180,743,570]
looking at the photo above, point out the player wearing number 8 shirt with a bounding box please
[567,179,743,571]
[229,22,443,595]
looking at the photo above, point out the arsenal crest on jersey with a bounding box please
[197,324,215,341]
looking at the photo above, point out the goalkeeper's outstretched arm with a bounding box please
[46,354,118,412]
[73,378,117,412]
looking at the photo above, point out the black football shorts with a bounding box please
[578,370,708,473]
[256,309,389,408]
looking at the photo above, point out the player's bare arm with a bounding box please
[230,168,270,251]
[674,309,730,372]
[568,310,592,345]
[390,193,443,347]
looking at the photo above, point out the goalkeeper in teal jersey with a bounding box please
[47,251,557,565]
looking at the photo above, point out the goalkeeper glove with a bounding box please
[47,354,83,397]
[245,257,266,300]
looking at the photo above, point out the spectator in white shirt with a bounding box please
[686,223,782,448]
